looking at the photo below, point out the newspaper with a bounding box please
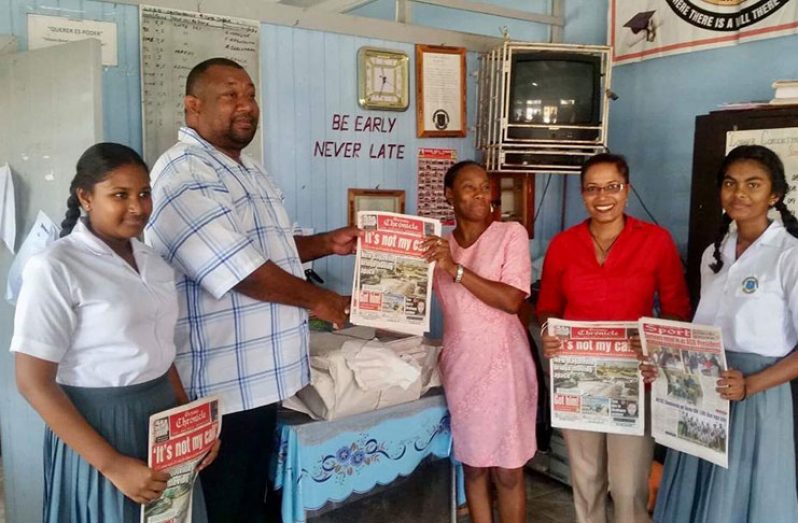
[141,396,222,523]
[548,319,644,436]
[639,317,729,468]
[350,211,440,336]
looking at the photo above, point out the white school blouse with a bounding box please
[10,219,177,387]
[694,221,798,358]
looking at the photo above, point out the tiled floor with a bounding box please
[523,471,577,522]
[452,470,576,522]
[0,459,578,523]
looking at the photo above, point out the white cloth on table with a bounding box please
[343,339,421,391]
[283,333,440,420]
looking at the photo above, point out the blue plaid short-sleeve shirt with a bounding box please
[147,127,310,414]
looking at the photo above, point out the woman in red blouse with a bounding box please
[537,153,691,523]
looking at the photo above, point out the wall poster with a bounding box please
[611,0,798,65]
[417,148,457,226]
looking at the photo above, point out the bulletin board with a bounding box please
[139,5,262,167]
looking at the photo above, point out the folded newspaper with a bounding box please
[639,317,729,468]
[142,396,222,523]
[547,319,644,436]
[350,211,440,336]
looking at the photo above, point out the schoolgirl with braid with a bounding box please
[648,145,798,522]
[11,143,216,522]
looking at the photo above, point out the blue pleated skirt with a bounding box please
[44,373,207,523]
[653,351,798,523]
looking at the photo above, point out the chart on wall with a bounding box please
[726,127,798,215]
[139,5,261,167]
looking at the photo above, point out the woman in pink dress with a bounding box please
[423,161,538,523]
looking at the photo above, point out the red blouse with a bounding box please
[536,215,691,322]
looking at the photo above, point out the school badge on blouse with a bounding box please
[741,276,759,294]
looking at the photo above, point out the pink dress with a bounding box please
[434,221,538,468]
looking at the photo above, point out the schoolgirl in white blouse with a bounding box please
[11,143,218,522]
[648,145,798,523]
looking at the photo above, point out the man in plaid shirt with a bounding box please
[147,57,357,522]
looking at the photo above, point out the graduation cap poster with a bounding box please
[611,0,798,65]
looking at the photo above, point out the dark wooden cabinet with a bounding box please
[687,105,798,305]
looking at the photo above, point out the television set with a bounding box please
[476,42,612,174]
[506,52,602,143]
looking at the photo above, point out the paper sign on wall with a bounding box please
[27,14,118,66]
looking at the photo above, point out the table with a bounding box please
[270,393,465,523]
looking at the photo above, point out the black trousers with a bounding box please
[200,403,279,523]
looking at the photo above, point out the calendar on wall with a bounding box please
[416,148,457,226]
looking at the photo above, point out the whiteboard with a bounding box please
[140,5,262,167]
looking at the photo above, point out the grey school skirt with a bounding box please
[653,351,798,523]
[44,373,207,523]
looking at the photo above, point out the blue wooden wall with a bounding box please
[261,25,478,293]
[0,2,480,294]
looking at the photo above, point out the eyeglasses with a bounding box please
[582,183,626,195]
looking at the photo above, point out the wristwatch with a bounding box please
[454,264,464,284]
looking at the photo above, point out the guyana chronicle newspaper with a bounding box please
[350,211,440,336]
[141,396,221,523]
[548,319,644,436]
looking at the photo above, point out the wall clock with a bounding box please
[357,47,410,111]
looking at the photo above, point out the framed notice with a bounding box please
[348,189,405,227]
[415,44,466,138]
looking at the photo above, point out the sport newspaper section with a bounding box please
[350,211,440,336]
[548,319,644,436]
[640,317,729,468]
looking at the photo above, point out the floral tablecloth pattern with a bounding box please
[270,394,465,523]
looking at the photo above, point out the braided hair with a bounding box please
[60,143,148,237]
[708,145,798,273]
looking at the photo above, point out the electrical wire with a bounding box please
[630,183,660,226]
[532,173,554,227]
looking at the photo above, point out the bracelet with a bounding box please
[540,321,549,338]
[454,264,464,284]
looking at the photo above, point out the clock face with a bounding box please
[358,47,409,111]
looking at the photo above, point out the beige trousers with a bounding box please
[562,428,654,523]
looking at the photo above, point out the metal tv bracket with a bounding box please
[476,41,614,174]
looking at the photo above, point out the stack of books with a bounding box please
[771,80,798,105]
